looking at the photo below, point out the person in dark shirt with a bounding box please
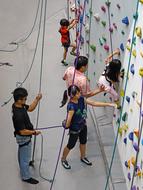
[12,87,42,184]
[60,85,117,169]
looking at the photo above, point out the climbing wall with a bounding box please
[68,0,140,189]
[113,1,143,189]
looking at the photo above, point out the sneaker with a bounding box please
[61,60,68,66]
[81,157,92,166]
[70,51,77,56]
[23,178,39,184]
[61,160,71,169]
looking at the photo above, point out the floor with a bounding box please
[0,0,127,190]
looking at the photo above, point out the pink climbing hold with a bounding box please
[109,27,113,33]
[104,44,109,51]
[116,4,121,9]
[101,6,106,12]
[113,23,117,29]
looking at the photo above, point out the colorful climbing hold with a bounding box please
[127,172,131,181]
[132,50,137,57]
[120,43,124,51]
[94,13,100,21]
[130,64,135,75]
[128,132,134,141]
[122,16,129,26]
[122,112,128,122]
[139,68,143,77]
[124,138,127,144]
[116,4,121,9]
[101,6,106,12]
[89,44,96,52]
[126,96,130,103]
[101,21,106,27]
[135,27,142,38]
[133,142,139,152]
[120,89,125,97]
[134,129,139,138]
[104,44,109,51]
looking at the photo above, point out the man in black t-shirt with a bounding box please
[12,87,42,184]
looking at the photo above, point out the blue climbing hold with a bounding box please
[133,142,139,152]
[125,161,128,168]
[80,15,83,23]
[129,132,134,141]
[123,137,127,144]
[122,16,129,25]
[120,43,124,51]
[126,96,130,103]
[130,64,135,75]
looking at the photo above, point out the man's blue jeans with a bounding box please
[16,135,32,180]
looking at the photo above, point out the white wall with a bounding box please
[68,0,138,189]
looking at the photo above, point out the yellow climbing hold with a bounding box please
[140,0,143,4]
[131,157,136,166]
[135,27,142,38]
[140,51,143,57]
[126,45,131,51]
[122,124,128,132]
[118,127,123,136]
[132,49,137,57]
[139,68,143,77]
[120,89,125,97]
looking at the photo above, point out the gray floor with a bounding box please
[0,0,127,190]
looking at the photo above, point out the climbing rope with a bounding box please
[104,1,140,189]
[49,1,87,189]
[1,0,44,107]
[0,0,41,52]
[31,0,48,163]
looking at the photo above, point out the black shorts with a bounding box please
[62,42,70,51]
[67,125,87,150]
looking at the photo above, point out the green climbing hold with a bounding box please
[121,30,125,35]
[90,44,96,52]
[122,112,128,122]
[102,36,107,42]
[133,12,138,20]
[99,38,104,46]
[116,118,120,124]
[101,21,106,27]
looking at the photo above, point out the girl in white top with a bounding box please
[98,49,123,102]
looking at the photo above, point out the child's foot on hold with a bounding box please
[61,60,68,66]
[70,51,77,56]
[81,157,92,166]
[61,159,71,169]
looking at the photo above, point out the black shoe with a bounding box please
[23,178,39,184]
[81,157,92,166]
[61,160,71,169]
[61,60,68,66]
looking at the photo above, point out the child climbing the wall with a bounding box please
[98,48,124,102]
[60,85,117,169]
[59,18,77,66]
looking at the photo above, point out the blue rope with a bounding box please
[104,1,140,189]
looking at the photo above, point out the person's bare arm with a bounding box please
[105,48,120,64]
[19,129,41,136]
[65,110,74,128]
[85,98,117,108]
[28,93,42,112]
